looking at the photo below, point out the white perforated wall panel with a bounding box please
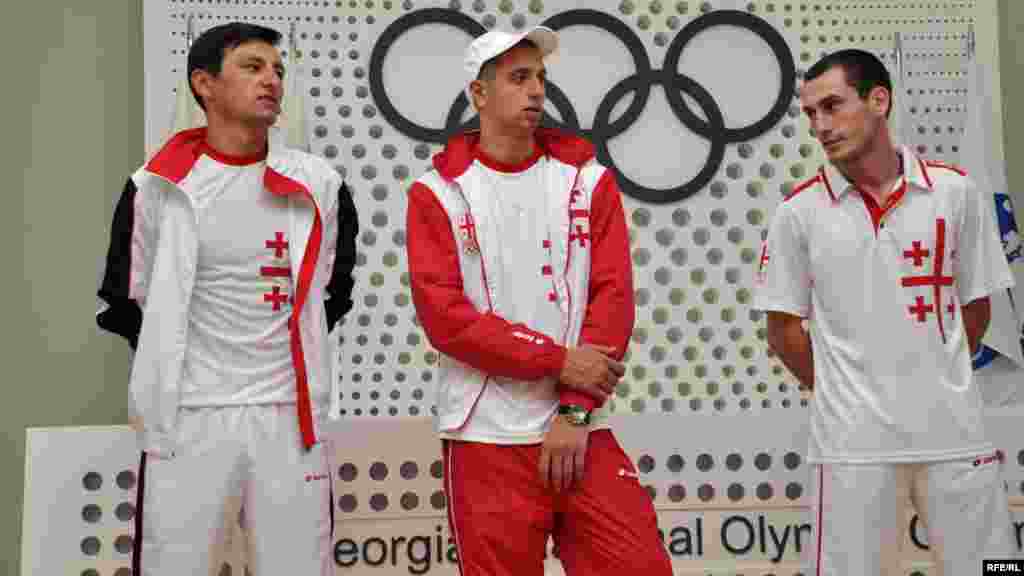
[20,415,1024,575]
[142,0,1008,424]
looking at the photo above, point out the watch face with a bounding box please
[559,405,589,425]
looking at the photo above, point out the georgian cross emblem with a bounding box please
[907,296,933,322]
[566,177,591,248]
[899,219,954,342]
[260,231,293,311]
[568,208,590,249]
[569,183,583,207]
[457,213,480,255]
[570,224,590,248]
[902,241,930,267]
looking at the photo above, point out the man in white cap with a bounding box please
[406,26,673,575]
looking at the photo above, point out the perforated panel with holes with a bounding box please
[22,413,1024,575]
[142,0,1011,422]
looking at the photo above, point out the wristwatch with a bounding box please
[558,404,591,426]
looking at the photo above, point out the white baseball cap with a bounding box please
[463,26,558,98]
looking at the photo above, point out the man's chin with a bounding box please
[824,145,850,163]
[523,117,545,131]
[244,112,279,128]
[503,120,539,135]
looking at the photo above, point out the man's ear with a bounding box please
[469,79,486,110]
[191,69,215,107]
[868,84,891,118]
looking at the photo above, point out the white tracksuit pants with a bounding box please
[132,404,333,575]
[807,452,1019,576]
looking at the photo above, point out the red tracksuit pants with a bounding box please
[443,430,673,575]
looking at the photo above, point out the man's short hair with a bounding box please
[804,49,894,117]
[475,38,540,83]
[187,22,282,110]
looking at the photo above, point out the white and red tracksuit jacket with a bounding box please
[406,128,635,437]
[96,127,358,457]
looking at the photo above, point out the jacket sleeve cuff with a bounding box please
[558,390,599,412]
[138,429,178,460]
[325,295,354,333]
[542,344,568,380]
[96,296,142,349]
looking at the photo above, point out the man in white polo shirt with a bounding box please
[754,49,1018,575]
[406,26,672,576]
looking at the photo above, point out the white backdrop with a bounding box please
[141,0,1013,422]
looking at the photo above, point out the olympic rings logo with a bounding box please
[369,8,796,204]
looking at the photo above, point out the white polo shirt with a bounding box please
[754,146,1015,463]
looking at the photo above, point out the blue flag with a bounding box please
[974,193,1024,370]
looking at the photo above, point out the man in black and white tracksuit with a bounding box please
[96,22,358,575]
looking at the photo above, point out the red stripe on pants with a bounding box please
[442,431,672,576]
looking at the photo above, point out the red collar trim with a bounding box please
[434,128,595,181]
[821,147,934,199]
[199,140,267,166]
[146,127,207,184]
[787,172,825,203]
[859,178,908,234]
[919,158,935,188]
[818,167,838,202]
[264,168,308,197]
[475,144,545,173]
[146,126,307,199]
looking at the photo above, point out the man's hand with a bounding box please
[128,414,144,433]
[961,297,991,357]
[558,344,625,402]
[539,415,589,492]
[766,311,814,391]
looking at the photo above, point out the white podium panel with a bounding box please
[22,409,1024,575]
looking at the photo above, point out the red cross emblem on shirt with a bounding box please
[569,225,590,247]
[569,184,583,206]
[568,209,590,248]
[458,213,480,255]
[261,231,292,311]
[907,295,934,322]
[902,241,930,267]
[900,219,954,342]
[263,285,290,311]
[266,232,289,258]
